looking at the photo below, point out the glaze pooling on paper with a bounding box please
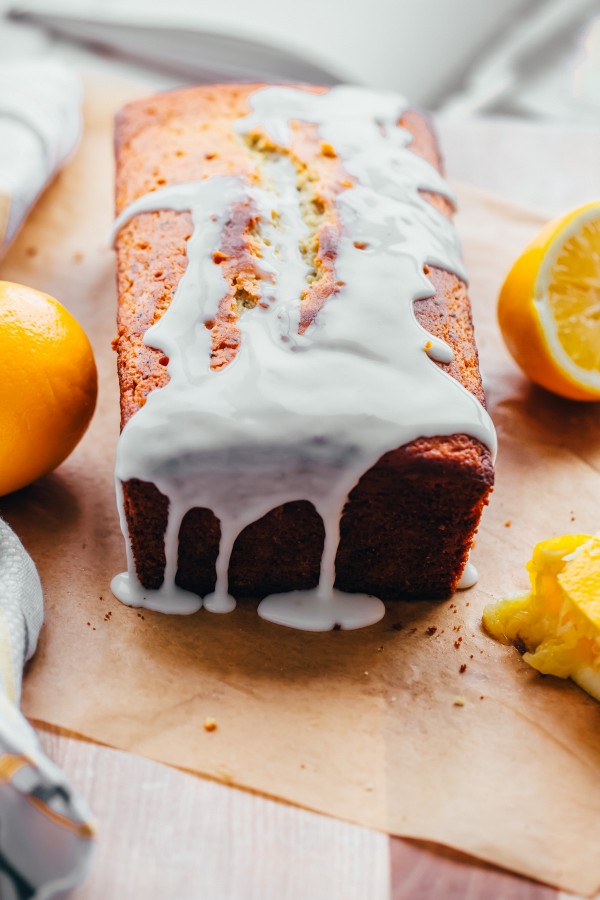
[111,86,497,630]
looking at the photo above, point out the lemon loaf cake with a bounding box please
[111,83,496,630]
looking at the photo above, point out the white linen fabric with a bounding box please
[0,519,94,899]
[0,59,82,255]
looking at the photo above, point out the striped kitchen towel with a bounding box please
[0,519,94,899]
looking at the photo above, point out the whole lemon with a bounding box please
[0,281,97,496]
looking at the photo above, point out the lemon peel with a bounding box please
[0,281,97,495]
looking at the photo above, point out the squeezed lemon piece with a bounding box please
[483,533,600,701]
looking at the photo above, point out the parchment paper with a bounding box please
[1,76,599,896]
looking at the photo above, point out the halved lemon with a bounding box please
[498,202,600,401]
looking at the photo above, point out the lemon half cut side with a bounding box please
[498,202,600,401]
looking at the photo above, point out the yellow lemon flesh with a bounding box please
[483,533,600,701]
[498,202,600,401]
[0,281,97,496]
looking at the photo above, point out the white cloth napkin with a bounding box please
[0,59,82,255]
[0,519,94,899]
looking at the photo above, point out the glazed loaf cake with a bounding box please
[112,83,495,627]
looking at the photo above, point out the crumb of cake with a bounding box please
[424,340,432,351]
[204,718,218,732]
[480,695,485,700]
[353,240,369,250]
[504,520,512,527]
[425,626,437,636]
[364,670,369,676]
[320,141,337,157]
[212,250,228,264]
[459,663,467,673]
[453,696,465,707]
[454,637,462,649]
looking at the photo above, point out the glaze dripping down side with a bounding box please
[111,85,496,630]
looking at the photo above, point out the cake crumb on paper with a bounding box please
[453,696,465,707]
[204,718,218,732]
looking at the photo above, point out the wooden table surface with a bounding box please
[28,116,600,900]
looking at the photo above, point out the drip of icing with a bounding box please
[456,561,478,590]
[111,483,202,614]
[111,86,497,629]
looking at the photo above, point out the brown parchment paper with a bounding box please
[1,75,600,896]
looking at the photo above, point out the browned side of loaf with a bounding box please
[114,84,494,602]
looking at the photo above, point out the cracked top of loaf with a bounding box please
[114,84,486,432]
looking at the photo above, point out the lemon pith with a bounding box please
[498,202,600,401]
[483,533,600,701]
[0,281,97,496]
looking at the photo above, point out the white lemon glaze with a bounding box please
[111,86,496,629]
[456,561,478,591]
